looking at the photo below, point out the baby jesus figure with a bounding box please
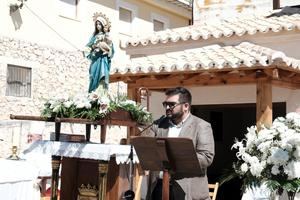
[92,33,113,57]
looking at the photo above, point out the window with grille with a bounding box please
[153,19,165,31]
[6,65,31,97]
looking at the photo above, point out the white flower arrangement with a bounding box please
[231,112,300,194]
[41,91,152,124]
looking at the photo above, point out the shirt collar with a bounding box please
[170,113,190,128]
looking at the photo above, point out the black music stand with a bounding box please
[131,136,201,200]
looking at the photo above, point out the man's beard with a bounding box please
[166,108,184,122]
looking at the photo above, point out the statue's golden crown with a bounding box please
[78,184,98,197]
[93,12,111,33]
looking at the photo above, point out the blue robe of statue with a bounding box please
[86,33,114,92]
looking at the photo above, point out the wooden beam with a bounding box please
[287,72,296,78]
[263,68,279,79]
[271,80,300,90]
[127,84,138,140]
[111,67,300,90]
[270,69,300,89]
[133,71,261,88]
[272,69,279,79]
[256,70,268,79]
[111,66,279,83]
[256,79,272,129]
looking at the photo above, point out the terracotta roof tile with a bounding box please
[167,0,192,10]
[112,42,300,75]
[121,13,300,48]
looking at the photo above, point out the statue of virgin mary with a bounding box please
[84,12,114,93]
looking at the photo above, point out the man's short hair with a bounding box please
[165,87,192,105]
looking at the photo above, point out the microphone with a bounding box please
[138,115,165,136]
[154,115,166,124]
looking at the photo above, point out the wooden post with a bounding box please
[156,139,170,200]
[51,156,61,200]
[273,0,280,9]
[86,124,91,142]
[98,161,109,200]
[134,167,143,200]
[51,122,62,200]
[54,122,61,141]
[100,125,107,144]
[256,79,273,129]
[127,84,138,141]
[162,170,170,200]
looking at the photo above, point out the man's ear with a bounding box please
[184,103,189,109]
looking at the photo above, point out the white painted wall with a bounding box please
[149,85,300,120]
[1,0,190,74]
[1,0,190,50]
[281,0,300,7]
[193,0,272,25]
[193,0,300,25]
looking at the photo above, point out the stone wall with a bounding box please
[0,36,89,119]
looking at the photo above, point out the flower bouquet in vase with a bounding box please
[232,112,300,200]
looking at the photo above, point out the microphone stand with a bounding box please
[137,115,166,136]
[123,145,135,200]
[122,115,166,199]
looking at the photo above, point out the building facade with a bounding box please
[193,0,300,24]
[0,0,191,157]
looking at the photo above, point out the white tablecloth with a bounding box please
[0,159,40,200]
[0,141,139,200]
[23,140,139,164]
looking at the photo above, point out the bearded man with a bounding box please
[145,87,215,200]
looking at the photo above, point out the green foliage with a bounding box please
[41,92,152,124]
[218,168,238,186]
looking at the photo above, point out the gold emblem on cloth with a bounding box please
[78,184,98,197]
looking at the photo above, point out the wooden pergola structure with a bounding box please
[110,40,300,200]
[111,61,300,129]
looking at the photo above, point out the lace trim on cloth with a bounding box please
[23,140,139,164]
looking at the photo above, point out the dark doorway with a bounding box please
[191,102,286,200]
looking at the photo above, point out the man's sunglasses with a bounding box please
[162,101,184,109]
